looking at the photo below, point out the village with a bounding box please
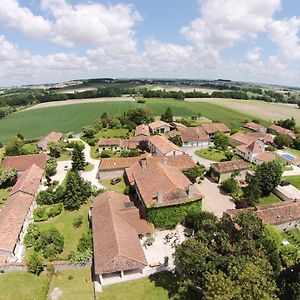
[0,105,300,298]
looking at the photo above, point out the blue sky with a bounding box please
[0,0,300,86]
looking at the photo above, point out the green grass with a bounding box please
[0,271,46,300]
[27,201,92,261]
[258,193,281,206]
[283,176,300,189]
[0,147,4,162]
[285,147,300,157]
[84,162,94,171]
[57,150,72,161]
[0,187,9,209]
[195,148,238,162]
[98,272,197,300]
[21,143,39,154]
[91,145,99,159]
[284,165,293,171]
[283,228,300,246]
[101,178,127,194]
[0,99,259,144]
[97,128,132,139]
[47,268,93,300]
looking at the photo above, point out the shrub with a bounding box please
[47,203,63,218]
[220,178,239,194]
[100,150,112,158]
[73,216,83,229]
[34,207,48,222]
[68,274,74,280]
[45,157,57,177]
[24,224,41,248]
[27,252,43,275]
[137,99,146,104]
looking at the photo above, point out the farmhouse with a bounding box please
[135,124,150,137]
[169,127,210,148]
[126,158,203,208]
[201,123,230,138]
[230,132,274,146]
[148,120,173,134]
[1,153,48,174]
[225,200,300,230]
[92,191,154,287]
[268,124,296,140]
[0,164,44,263]
[148,135,185,157]
[244,122,266,133]
[37,131,63,151]
[235,140,264,163]
[210,160,248,183]
[98,138,128,152]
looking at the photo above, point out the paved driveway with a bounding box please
[181,146,216,169]
[199,178,235,218]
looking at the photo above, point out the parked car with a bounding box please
[110,177,121,185]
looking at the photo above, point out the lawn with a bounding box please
[0,98,259,144]
[258,193,281,206]
[0,271,46,300]
[47,268,94,300]
[98,272,197,300]
[283,176,300,189]
[101,178,127,194]
[195,148,238,162]
[285,147,300,157]
[21,143,39,154]
[0,187,9,209]
[0,147,4,162]
[28,200,92,260]
[97,128,133,139]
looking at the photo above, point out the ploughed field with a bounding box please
[0,98,261,143]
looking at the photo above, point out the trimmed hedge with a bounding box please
[147,200,202,229]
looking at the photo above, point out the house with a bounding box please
[1,153,48,174]
[210,160,248,183]
[98,138,128,152]
[201,123,230,138]
[135,124,150,137]
[252,152,277,165]
[92,191,154,288]
[230,132,274,147]
[37,131,63,151]
[126,158,203,208]
[0,164,44,264]
[235,140,264,163]
[225,200,300,230]
[148,135,185,157]
[148,120,173,134]
[97,157,141,180]
[170,121,186,129]
[244,122,266,133]
[169,127,210,148]
[268,124,296,140]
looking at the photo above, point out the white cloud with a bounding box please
[0,0,51,38]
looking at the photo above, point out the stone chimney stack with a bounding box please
[162,157,168,165]
[188,184,194,198]
[141,158,147,170]
[157,189,163,204]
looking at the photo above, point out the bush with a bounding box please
[137,99,146,104]
[27,252,43,275]
[47,203,63,218]
[24,224,41,248]
[68,274,74,280]
[220,178,239,194]
[45,157,57,177]
[100,150,112,158]
[34,207,48,222]
[73,216,83,229]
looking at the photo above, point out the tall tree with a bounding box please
[161,107,173,123]
[71,143,85,171]
[214,132,230,150]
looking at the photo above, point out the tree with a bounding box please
[0,168,17,187]
[127,108,154,125]
[274,134,292,149]
[294,136,300,150]
[183,165,205,183]
[5,136,24,156]
[45,157,57,177]
[224,150,234,161]
[169,135,182,147]
[82,125,96,138]
[49,142,62,158]
[71,143,85,171]
[160,107,173,123]
[27,252,43,275]
[214,132,229,150]
[220,177,239,195]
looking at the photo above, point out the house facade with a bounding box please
[244,122,266,133]
[37,131,63,151]
[201,123,230,139]
[148,135,185,157]
[148,120,173,134]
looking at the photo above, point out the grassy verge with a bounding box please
[283,176,300,189]
[258,193,281,206]
[47,268,93,300]
[195,148,238,162]
[101,178,127,194]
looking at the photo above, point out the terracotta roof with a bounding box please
[128,160,203,207]
[225,200,300,225]
[125,155,196,184]
[1,153,47,172]
[92,191,153,274]
[230,132,273,145]
[135,124,150,136]
[98,136,148,150]
[148,120,172,130]
[98,138,124,147]
[244,122,265,132]
[201,123,230,134]
[148,135,183,155]
[254,152,277,162]
[245,140,264,153]
[99,157,141,171]
[40,131,62,143]
[268,124,296,139]
[0,164,44,254]
[175,127,210,143]
[211,160,248,174]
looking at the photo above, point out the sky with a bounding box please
[0,0,300,86]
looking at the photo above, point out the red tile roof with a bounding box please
[135,124,150,136]
[173,127,210,143]
[92,191,153,274]
[225,200,300,225]
[201,123,230,134]
[0,164,44,255]
[99,157,141,171]
[254,152,277,162]
[40,131,62,143]
[148,135,183,155]
[148,120,172,130]
[268,124,296,139]
[230,132,273,145]
[1,153,47,172]
[211,160,248,174]
[244,122,265,132]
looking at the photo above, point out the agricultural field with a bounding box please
[0,98,261,144]
[186,98,300,124]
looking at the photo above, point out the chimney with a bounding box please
[162,157,168,165]
[187,184,194,198]
[141,158,147,170]
[157,189,163,204]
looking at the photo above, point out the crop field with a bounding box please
[186,98,300,123]
[0,98,261,143]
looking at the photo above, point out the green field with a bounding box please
[0,271,46,300]
[0,99,259,143]
[47,268,94,300]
